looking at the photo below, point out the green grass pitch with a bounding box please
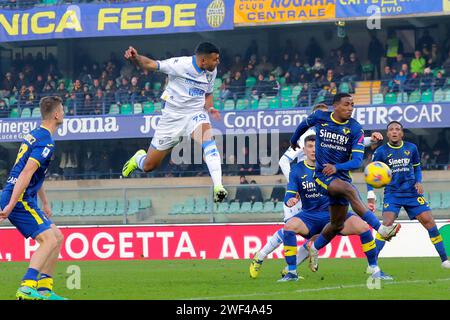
[1,257,449,300]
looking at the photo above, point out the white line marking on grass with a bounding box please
[187,277,450,300]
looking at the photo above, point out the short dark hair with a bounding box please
[195,42,220,56]
[332,93,352,105]
[387,120,403,130]
[304,134,316,144]
[40,96,62,120]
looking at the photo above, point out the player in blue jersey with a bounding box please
[278,135,390,281]
[290,93,400,272]
[0,96,67,300]
[367,121,450,269]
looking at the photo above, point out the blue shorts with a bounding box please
[1,194,53,239]
[382,193,430,220]
[289,210,355,239]
[314,172,359,206]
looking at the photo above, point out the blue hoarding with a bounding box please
[0,0,233,42]
[0,103,448,143]
[336,0,443,18]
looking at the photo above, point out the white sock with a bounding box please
[296,245,309,266]
[203,141,222,187]
[258,229,283,260]
[136,154,146,171]
[370,265,380,274]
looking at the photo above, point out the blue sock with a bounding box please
[428,226,448,262]
[362,211,381,231]
[21,268,40,288]
[283,230,298,272]
[313,234,331,251]
[359,230,377,267]
[375,233,386,258]
[22,268,39,281]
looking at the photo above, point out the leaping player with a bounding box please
[249,103,384,279]
[121,43,228,202]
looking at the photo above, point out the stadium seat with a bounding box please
[236,99,248,110]
[292,85,302,98]
[120,104,133,115]
[251,202,263,213]
[442,192,450,209]
[278,77,286,85]
[239,202,252,213]
[223,99,235,111]
[274,202,284,212]
[51,200,62,216]
[133,103,143,114]
[269,97,279,109]
[228,202,240,214]
[281,98,293,109]
[384,92,397,105]
[214,78,222,90]
[421,90,433,103]
[314,95,325,104]
[195,198,207,208]
[262,202,275,213]
[280,86,292,98]
[9,108,19,118]
[170,203,183,215]
[72,200,84,216]
[109,104,120,115]
[31,108,41,118]
[61,200,74,216]
[128,199,140,215]
[193,203,208,214]
[105,199,118,215]
[433,89,445,102]
[154,102,162,112]
[181,202,195,214]
[217,202,229,213]
[116,200,126,216]
[249,98,258,110]
[396,92,408,104]
[245,77,256,88]
[408,90,421,103]
[94,200,107,215]
[339,82,350,93]
[153,82,162,91]
[429,192,442,210]
[139,198,152,209]
[83,200,95,216]
[258,98,270,109]
[372,93,384,105]
[444,89,450,102]
[143,102,154,114]
[20,108,31,118]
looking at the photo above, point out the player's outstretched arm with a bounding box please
[205,93,221,121]
[0,160,38,222]
[125,46,159,72]
[290,112,318,150]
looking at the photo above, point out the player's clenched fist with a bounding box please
[124,46,138,60]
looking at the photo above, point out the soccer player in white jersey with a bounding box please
[249,104,384,278]
[121,43,227,202]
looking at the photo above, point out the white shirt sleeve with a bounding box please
[279,147,302,181]
[157,57,183,76]
[363,137,373,147]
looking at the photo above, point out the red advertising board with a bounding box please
[0,224,366,262]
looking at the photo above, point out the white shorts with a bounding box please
[283,200,303,222]
[151,105,210,151]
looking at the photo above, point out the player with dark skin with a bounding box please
[369,123,435,232]
[292,96,399,259]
